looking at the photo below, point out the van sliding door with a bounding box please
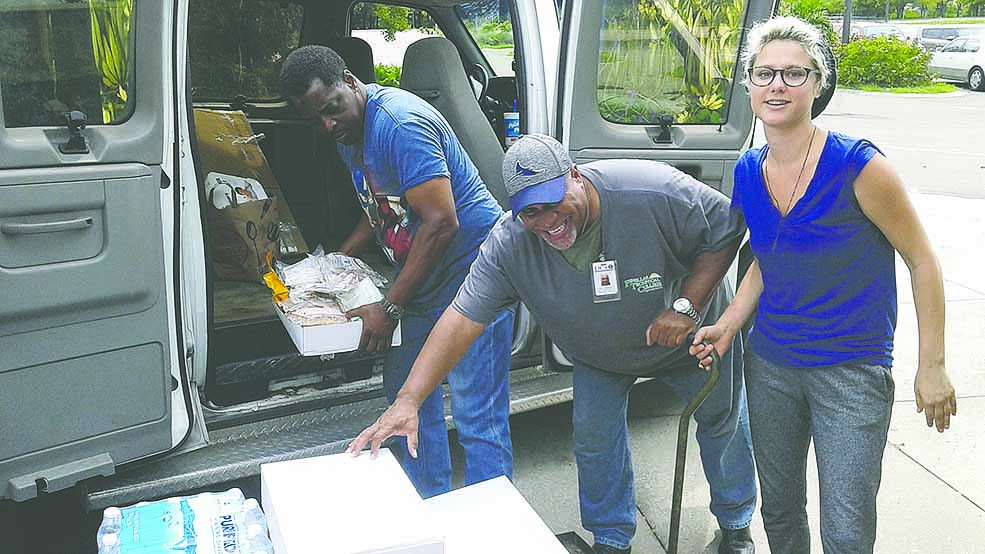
[0,0,189,501]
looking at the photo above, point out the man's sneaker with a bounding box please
[592,543,631,554]
[718,525,755,554]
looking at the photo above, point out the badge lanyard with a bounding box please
[590,225,620,304]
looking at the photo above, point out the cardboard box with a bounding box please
[424,476,568,553]
[261,451,443,554]
[276,304,402,356]
[194,109,309,266]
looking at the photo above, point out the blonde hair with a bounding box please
[741,16,830,95]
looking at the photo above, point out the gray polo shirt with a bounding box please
[452,159,746,374]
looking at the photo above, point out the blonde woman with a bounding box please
[690,16,957,554]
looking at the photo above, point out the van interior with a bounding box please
[191,0,526,407]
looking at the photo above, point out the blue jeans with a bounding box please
[572,332,757,550]
[745,350,894,554]
[384,308,515,498]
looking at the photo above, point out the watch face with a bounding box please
[673,298,691,312]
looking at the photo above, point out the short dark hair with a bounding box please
[279,45,347,99]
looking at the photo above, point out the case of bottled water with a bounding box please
[96,488,274,553]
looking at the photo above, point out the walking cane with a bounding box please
[667,342,721,554]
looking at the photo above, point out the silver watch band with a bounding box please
[379,298,405,322]
[674,301,701,325]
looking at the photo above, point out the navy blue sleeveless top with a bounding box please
[733,131,896,368]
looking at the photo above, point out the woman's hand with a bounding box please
[914,365,957,433]
[689,324,734,369]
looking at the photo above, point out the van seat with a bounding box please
[399,37,508,209]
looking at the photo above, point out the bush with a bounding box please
[838,36,933,88]
[466,19,513,48]
[375,64,401,87]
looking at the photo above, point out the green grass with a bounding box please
[841,82,958,94]
[894,18,985,25]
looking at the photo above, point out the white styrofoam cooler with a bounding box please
[424,476,569,553]
[261,451,442,554]
[275,305,402,356]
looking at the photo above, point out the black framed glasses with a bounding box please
[748,66,815,87]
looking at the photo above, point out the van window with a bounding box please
[188,0,304,101]
[0,0,134,128]
[349,2,445,87]
[597,0,746,125]
[457,0,515,77]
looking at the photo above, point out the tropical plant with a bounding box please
[631,0,744,124]
[89,0,132,123]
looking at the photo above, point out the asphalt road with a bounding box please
[814,87,985,199]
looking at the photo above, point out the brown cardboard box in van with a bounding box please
[194,109,309,282]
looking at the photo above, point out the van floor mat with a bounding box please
[213,348,384,386]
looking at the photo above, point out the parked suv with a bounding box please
[920,25,980,51]
[1,0,790,538]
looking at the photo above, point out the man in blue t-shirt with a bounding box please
[279,45,513,498]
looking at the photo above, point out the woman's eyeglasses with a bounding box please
[748,66,815,87]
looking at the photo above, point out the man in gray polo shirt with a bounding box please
[349,134,757,554]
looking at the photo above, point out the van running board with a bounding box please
[84,364,572,511]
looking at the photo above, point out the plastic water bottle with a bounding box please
[504,100,520,148]
[241,498,269,540]
[232,498,274,554]
[96,506,122,553]
[97,532,121,554]
[96,489,273,553]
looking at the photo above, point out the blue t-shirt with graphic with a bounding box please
[732,131,896,368]
[338,84,503,318]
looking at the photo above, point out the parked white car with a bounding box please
[929,35,985,91]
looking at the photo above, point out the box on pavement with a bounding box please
[425,476,568,554]
[275,304,402,356]
[260,450,442,554]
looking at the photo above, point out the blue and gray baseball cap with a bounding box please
[502,134,572,219]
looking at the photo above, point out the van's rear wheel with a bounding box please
[970,67,985,92]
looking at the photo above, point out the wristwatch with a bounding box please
[672,297,701,325]
[379,298,406,322]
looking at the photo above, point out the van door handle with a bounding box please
[1,217,93,235]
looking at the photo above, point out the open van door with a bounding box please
[557,0,774,195]
[0,0,191,501]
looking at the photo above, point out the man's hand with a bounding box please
[645,309,696,348]
[915,365,957,433]
[348,397,421,459]
[346,302,398,352]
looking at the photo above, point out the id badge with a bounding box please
[591,259,621,303]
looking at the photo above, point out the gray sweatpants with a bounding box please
[745,350,895,554]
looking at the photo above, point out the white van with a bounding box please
[1,0,820,540]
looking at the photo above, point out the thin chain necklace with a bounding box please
[763,125,817,217]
